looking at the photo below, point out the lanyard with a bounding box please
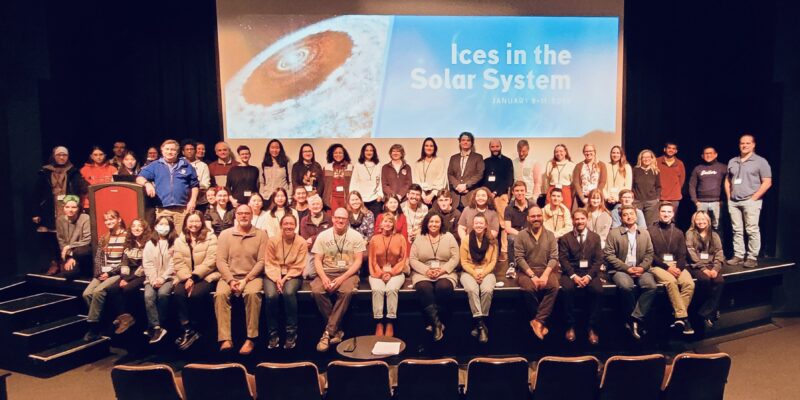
[334,231,348,258]
[656,225,675,253]
[422,159,433,182]
[428,235,441,259]
[280,237,293,268]
[627,231,636,258]
[381,234,396,264]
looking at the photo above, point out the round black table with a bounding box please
[335,335,406,360]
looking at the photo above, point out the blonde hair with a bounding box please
[689,211,712,233]
[635,149,659,174]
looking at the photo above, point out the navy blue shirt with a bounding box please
[139,158,199,207]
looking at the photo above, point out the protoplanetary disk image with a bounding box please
[225,15,391,139]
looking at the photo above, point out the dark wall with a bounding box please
[2,1,798,284]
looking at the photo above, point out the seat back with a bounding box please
[599,354,665,400]
[255,362,322,400]
[111,364,183,400]
[397,358,460,400]
[182,363,254,400]
[532,356,599,400]
[465,357,530,400]
[326,360,392,400]
[662,353,731,400]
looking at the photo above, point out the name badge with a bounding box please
[626,253,636,266]
[305,185,313,192]
[663,253,674,262]
[121,266,130,276]
[430,260,440,269]
[243,191,252,197]
[336,260,347,268]
[336,186,344,192]
[281,266,288,275]
[101,266,112,273]
[700,252,710,260]
[610,187,620,193]
[57,194,66,201]
[579,260,589,269]
[733,178,743,185]
[383,265,392,273]
[488,175,496,182]
[555,184,563,189]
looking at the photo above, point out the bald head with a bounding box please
[332,207,349,233]
[489,139,502,157]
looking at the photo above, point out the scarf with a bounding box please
[48,162,72,195]
[469,230,490,263]
[349,210,364,227]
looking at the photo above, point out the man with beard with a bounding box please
[483,139,514,261]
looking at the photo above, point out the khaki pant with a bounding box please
[494,194,509,252]
[310,274,360,335]
[214,278,263,341]
[156,206,187,232]
[650,267,695,319]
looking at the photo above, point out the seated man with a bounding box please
[604,205,656,341]
[504,181,533,277]
[514,206,559,340]
[311,207,366,352]
[649,202,695,335]
[542,188,572,237]
[214,204,268,355]
[558,209,604,345]
[401,184,429,244]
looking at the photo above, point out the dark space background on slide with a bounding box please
[1,0,799,309]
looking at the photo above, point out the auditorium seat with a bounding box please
[531,355,599,400]
[182,363,255,400]
[111,364,184,400]
[396,358,460,400]
[599,354,665,400]
[255,362,324,400]
[662,353,731,400]
[326,360,392,400]
[465,357,531,400]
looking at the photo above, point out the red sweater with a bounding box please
[657,156,685,201]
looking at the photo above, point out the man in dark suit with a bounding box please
[447,132,485,209]
[558,209,604,345]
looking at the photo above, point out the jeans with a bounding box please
[611,271,657,320]
[144,281,173,328]
[368,275,405,319]
[83,276,121,322]
[636,199,660,228]
[728,199,762,259]
[264,277,302,334]
[697,201,721,230]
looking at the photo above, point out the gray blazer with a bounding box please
[604,226,654,272]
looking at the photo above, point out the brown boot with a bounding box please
[219,340,233,352]
[375,322,384,336]
[531,319,548,340]
[46,261,60,276]
[588,329,600,345]
[239,339,255,355]
[385,322,394,337]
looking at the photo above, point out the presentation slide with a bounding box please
[221,15,619,140]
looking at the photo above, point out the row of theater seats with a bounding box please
[110,352,731,400]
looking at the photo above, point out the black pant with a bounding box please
[690,268,724,319]
[414,279,454,313]
[106,275,145,316]
[173,279,213,327]
[559,274,604,329]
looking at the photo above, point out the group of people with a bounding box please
[36,132,772,353]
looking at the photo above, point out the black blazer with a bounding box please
[558,229,603,279]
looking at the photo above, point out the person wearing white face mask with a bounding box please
[142,216,177,344]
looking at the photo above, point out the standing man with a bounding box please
[401,184,429,244]
[214,204,268,355]
[558,209,604,344]
[725,134,772,268]
[181,139,211,212]
[657,142,686,216]
[513,206,559,340]
[688,146,727,231]
[483,139,514,260]
[110,141,127,169]
[226,145,260,207]
[208,141,235,188]
[311,208,366,352]
[137,139,199,232]
[512,139,543,203]
[447,132,484,209]
[604,205,656,341]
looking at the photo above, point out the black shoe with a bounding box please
[84,323,101,342]
[284,331,297,350]
[478,320,489,344]
[424,305,445,342]
[743,258,758,268]
[682,319,695,335]
[671,319,686,332]
[268,332,280,349]
[149,327,167,344]
[178,329,200,350]
[626,320,642,341]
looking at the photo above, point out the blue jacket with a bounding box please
[139,158,199,207]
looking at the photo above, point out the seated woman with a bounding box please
[373,194,408,245]
[264,214,307,350]
[54,195,92,278]
[586,189,613,248]
[172,211,219,350]
[83,210,126,341]
[264,188,299,237]
[248,193,269,232]
[106,218,149,335]
[368,213,408,337]
[458,187,500,241]
[205,186,234,236]
[291,186,310,222]
[142,216,177,344]
[348,191,375,240]
[685,211,725,328]
[459,213,498,343]
[410,213,459,342]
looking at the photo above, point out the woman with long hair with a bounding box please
[82,210,126,341]
[413,138,448,206]
[264,188,300,237]
[347,191,375,240]
[541,144,576,210]
[291,143,324,198]
[368,213,408,337]
[686,211,725,328]
[142,215,178,344]
[459,213,498,343]
[115,150,141,181]
[106,218,150,335]
[248,193,268,231]
[633,149,662,226]
[80,146,117,209]
[586,189,613,247]
[260,139,291,203]
[205,186,234,235]
[350,143,384,217]
[604,145,632,207]
[572,144,607,208]
[457,187,500,241]
[322,143,353,210]
[373,194,408,245]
